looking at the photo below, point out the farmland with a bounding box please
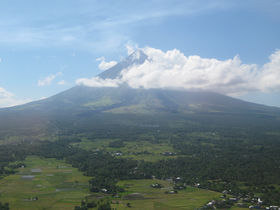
[0,155,225,210]
[0,156,92,210]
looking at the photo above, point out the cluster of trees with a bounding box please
[262,189,280,206]
[108,140,125,148]
[89,176,124,194]
[0,144,27,177]
[74,198,111,210]
[0,202,9,210]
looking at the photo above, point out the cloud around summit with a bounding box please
[96,57,117,71]
[76,47,280,96]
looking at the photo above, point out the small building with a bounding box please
[229,198,237,202]
[250,206,261,209]
[206,202,214,206]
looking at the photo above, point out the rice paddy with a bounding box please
[0,156,224,210]
[0,156,93,210]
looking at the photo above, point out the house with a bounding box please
[206,202,214,206]
[162,151,173,156]
[250,206,261,209]
[101,189,107,192]
[229,198,237,202]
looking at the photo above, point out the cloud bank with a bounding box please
[38,72,62,86]
[76,77,120,88]
[76,47,280,96]
[0,87,31,108]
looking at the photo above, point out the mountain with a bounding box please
[9,50,280,115]
[1,50,280,138]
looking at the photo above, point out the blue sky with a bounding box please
[0,0,280,107]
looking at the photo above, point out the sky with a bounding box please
[0,0,280,108]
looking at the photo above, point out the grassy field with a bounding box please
[0,155,227,210]
[70,139,186,162]
[0,156,93,210]
[112,179,222,210]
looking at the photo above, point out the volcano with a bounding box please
[9,50,279,115]
[1,50,280,138]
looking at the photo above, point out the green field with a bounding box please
[112,179,222,210]
[70,139,186,162]
[0,156,93,210]
[0,156,226,210]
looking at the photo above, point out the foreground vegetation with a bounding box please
[1,112,280,209]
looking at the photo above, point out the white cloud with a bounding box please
[40,96,46,100]
[257,50,280,92]
[96,56,105,61]
[76,77,120,87]
[98,60,117,71]
[0,58,1,62]
[38,72,62,86]
[96,56,117,70]
[35,55,41,59]
[58,80,67,85]
[76,47,280,96]
[0,87,31,108]
[0,87,14,98]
